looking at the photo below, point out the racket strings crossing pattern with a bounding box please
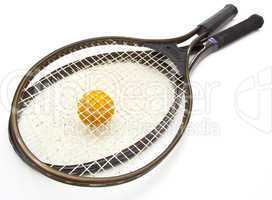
[16,41,188,177]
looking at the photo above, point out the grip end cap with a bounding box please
[249,14,264,29]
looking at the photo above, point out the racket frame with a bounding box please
[9,5,248,186]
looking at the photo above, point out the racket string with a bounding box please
[17,41,188,177]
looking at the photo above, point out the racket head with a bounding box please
[8,4,244,186]
[9,36,193,186]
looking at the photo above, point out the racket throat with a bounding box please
[144,43,187,75]
[189,39,218,71]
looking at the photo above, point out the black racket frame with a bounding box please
[8,5,264,186]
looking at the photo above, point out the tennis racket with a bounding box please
[9,5,264,186]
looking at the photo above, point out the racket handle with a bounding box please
[210,14,264,49]
[198,4,238,35]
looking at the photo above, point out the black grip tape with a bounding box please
[212,14,264,48]
[198,4,238,34]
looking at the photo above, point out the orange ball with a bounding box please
[77,90,115,128]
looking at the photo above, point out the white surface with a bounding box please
[0,0,271,199]
[19,62,174,165]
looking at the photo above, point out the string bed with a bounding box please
[16,41,187,177]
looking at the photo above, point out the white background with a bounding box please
[0,0,271,199]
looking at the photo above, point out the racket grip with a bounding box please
[210,14,264,49]
[198,4,238,35]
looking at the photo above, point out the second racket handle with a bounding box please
[198,4,238,35]
[211,14,264,48]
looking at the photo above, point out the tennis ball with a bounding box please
[77,90,115,127]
